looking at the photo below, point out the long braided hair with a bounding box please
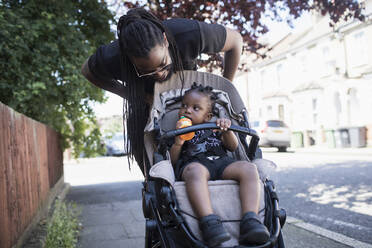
[117,8,184,171]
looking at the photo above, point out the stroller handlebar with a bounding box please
[161,123,260,141]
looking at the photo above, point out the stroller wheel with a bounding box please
[278,208,286,227]
[146,219,157,231]
[145,220,161,248]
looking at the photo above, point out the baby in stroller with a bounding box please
[144,71,285,248]
[170,83,270,247]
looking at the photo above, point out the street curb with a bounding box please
[287,216,372,248]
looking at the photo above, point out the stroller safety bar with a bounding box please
[160,123,260,161]
[161,123,259,141]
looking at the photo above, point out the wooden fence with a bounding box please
[0,102,63,248]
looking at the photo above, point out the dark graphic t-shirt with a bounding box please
[186,130,222,151]
[180,130,226,159]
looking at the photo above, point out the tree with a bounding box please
[113,0,365,69]
[0,0,115,157]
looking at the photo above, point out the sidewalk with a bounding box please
[267,146,372,157]
[64,157,372,248]
[66,183,146,248]
[66,181,367,248]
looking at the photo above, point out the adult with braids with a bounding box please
[81,8,243,173]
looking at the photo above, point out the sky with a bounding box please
[93,91,123,118]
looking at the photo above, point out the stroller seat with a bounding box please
[174,179,265,246]
[142,71,285,248]
[149,159,267,247]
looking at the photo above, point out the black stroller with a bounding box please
[141,71,286,248]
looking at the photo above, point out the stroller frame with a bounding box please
[141,71,286,248]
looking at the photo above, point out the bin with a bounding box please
[348,126,367,148]
[334,128,350,148]
[325,130,336,148]
[291,132,304,148]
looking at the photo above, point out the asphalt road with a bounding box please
[262,149,372,245]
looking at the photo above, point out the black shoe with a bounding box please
[239,212,270,245]
[199,214,231,247]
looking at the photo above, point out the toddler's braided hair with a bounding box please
[184,82,219,115]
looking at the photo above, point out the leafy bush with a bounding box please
[44,200,81,248]
[0,1,115,157]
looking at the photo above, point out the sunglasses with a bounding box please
[133,63,173,78]
[132,46,173,78]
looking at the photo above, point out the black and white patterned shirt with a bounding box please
[186,130,221,149]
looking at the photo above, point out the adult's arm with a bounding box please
[81,58,127,99]
[220,27,243,82]
[198,21,243,82]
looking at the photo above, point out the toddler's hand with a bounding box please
[174,135,185,146]
[174,122,186,146]
[216,118,231,132]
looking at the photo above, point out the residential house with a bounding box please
[235,1,372,147]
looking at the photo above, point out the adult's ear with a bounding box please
[163,32,169,48]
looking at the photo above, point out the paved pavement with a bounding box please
[65,184,352,248]
[64,148,372,248]
[66,182,145,248]
[271,146,372,158]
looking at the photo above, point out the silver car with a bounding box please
[250,120,291,152]
[104,133,129,156]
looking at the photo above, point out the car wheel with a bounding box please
[278,147,287,152]
[254,147,263,159]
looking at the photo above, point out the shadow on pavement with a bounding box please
[277,160,372,244]
[66,180,143,205]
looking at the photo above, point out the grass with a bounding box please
[43,200,81,248]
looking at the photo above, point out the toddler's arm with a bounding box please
[170,121,186,166]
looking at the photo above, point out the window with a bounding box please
[278,104,284,121]
[348,31,368,67]
[261,68,277,90]
[312,98,318,125]
[322,46,336,75]
[297,52,312,82]
[334,92,342,126]
[312,98,317,111]
[347,88,359,125]
[300,55,308,75]
[322,46,329,57]
[267,105,273,119]
[276,64,283,87]
[260,70,267,90]
[313,113,318,125]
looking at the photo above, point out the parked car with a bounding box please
[250,120,291,152]
[104,133,129,156]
